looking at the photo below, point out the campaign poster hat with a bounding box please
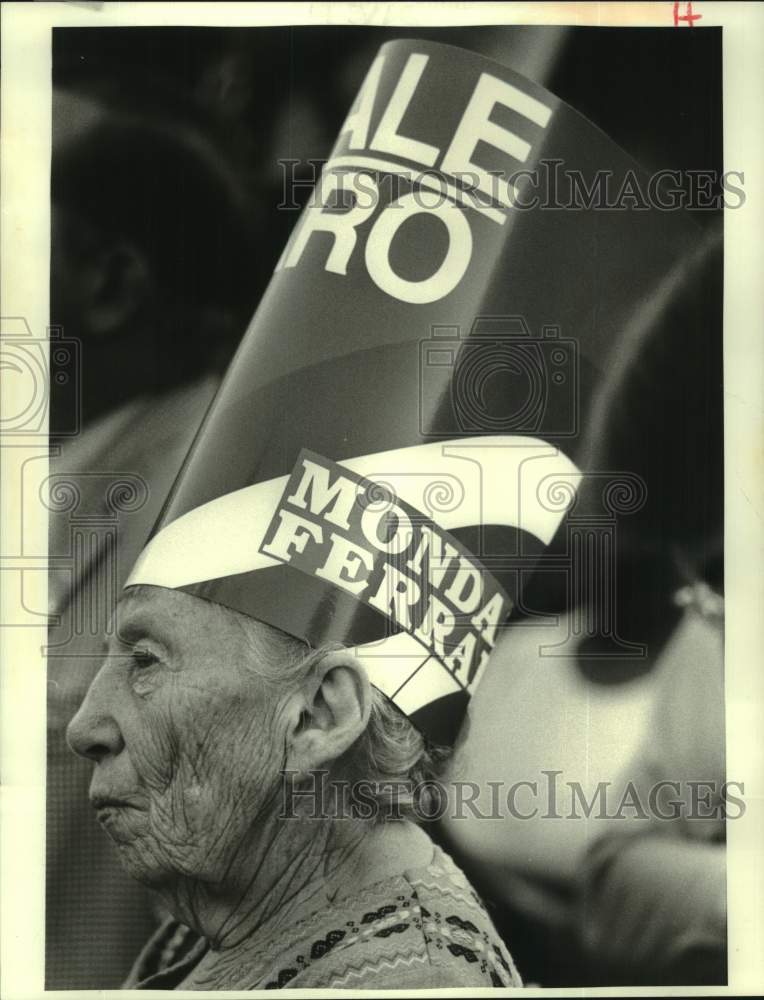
[126,39,699,747]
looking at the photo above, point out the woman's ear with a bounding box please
[285,649,371,775]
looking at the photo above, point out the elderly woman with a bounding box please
[67,584,521,990]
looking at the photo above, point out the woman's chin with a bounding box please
[100,818,173,887]
[114,843,174,888]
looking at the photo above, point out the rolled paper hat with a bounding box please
[126,39,699,747]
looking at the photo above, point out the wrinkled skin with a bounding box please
[67,587,289,896]
[67,586,436,965]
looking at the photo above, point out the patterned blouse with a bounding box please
[123,845,522,990]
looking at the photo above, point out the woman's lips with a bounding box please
[90,794,142,813]
[90,796,146,840]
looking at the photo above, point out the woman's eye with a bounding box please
[132,647,159,669]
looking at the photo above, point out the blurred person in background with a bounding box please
[439,231,723,986]
[576,232,725,986]
[47,67,260,987]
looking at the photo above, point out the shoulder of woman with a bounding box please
[403,845,523,987]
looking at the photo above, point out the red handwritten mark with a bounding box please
[673,1,702,26]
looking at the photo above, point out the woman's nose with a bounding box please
[66,670,125,763]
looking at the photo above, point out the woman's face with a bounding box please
[67,587,289,888]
